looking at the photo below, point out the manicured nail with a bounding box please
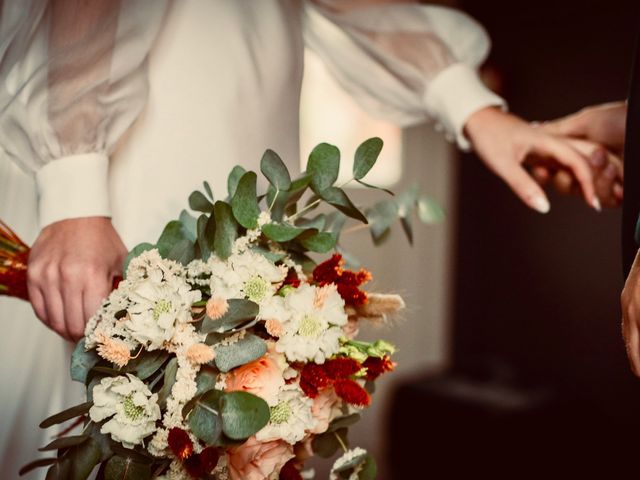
[589,149,606,167]
[531,195,550,214]
[592,197,602,212]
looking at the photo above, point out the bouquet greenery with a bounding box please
[5,138,442,480]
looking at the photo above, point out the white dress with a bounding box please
[0,1,503,478]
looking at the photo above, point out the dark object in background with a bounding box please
[390,1,640,476]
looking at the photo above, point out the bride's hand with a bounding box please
[27,217,127,341]
[464,107,599,213]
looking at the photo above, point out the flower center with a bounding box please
[123,395,145,420]
[244,276,269,303]
[152,299,172,320]
[270,401,292,424]
[298,314,323,338]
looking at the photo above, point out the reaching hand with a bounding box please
[27,217,127,341]
[622,250,640,377]
[464,107,601,213]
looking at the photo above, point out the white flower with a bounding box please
[208,250,286,304]
[274,284,347,363]
[329,447,369,480]
[255,384,314,445]
[125,274,201,350]
[89,374,161,448]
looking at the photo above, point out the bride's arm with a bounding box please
[304,0,604,212]
[0,0,167,340]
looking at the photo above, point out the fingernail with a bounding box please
[589,149,606,167]
[592,197,602,212]
[531,195,550,214]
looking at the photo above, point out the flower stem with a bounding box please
[334,432,348,453]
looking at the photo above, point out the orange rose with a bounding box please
[227,436,294,480]
[225,351,285,406]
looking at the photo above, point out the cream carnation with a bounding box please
[255,384,314,445]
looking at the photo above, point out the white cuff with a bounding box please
[423,63,506,151]
[36,152,111,228]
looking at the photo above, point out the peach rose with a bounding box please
[225,351,285,406]
[227,436,294,480]
[310,388,340,434]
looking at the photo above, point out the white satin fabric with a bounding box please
[0,1,503,478]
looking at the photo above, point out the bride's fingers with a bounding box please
[496,163,550,213]
[531,166,550,186]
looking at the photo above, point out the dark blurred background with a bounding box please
[390,0,640,477]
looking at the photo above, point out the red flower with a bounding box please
[334,379,371,407]
[323,357,361,380]
[300,363,330,398]
[168,427,193,460]
[282,268,301,289]
[363,355,396,381]
[279,459,303,480]
[312,254,371,306]
[183,447,220,478]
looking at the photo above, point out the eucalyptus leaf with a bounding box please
[353,137,383,180]
[197,214,212,260]
[157,357,178,409]
[355,178,394,196]
[261,222,305,242]
[220,392,270,440]
[156,221,190,258]
[189,191,214,213]
[166,238,195,265]
[214,334,267,372]
[188,390,223,445]
[417,196,445,224]
[203,181,214,201]
[400,215,413,245]
[39,435,89,452]
[19,457,58,476]
[261,149,291,191]
[104,455,151,480]
[298,231,337,253]
[126,350,169,380]
[320,187,367,223]
[231,172,260,229]
[327,413,361,432]
[227,165,247,198]
[201,299,259,334]
[123,243,155,278]
[213,201,237,260]
[295,214,326,230]
[69,436,101,480]
[249,245,287,263]
[312,428,349,458]
[45,458,71,480]
[307,143,340,193]
[40,402,93,429]
[179,209,198,242]
[195,365,218,396]
[366,200,398,242]
[70,339,101,384]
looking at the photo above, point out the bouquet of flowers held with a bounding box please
[4,138,442,480]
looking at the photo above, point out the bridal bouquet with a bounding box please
[6,139,442,480]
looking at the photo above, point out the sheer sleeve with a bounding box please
[303,1,506,150]
[0,0,168,227]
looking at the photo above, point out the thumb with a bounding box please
[498,164,551,213]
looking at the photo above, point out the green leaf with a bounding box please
[196,214,212,260]
[40,402,93,429]
[69,436,101,480]
[203,181,214,201]
[249,245,287,263]
[227,165,247,198]
[104,455,151,480]
[261,222,305,242]
[157,358,178,409]
[231,172,260,229]
[261,149,291,191]
[298,231,337,253]
[312,428,349,458]
[366,200,398,242]
[213,201,237,260]
[220,392,270,440]
[320,187,367,223]
[307,143,340,192]
[166,238,195,265]
[179,209,198,242]
[295,214,326,230]
[126,350,169,380]
[195,365,218,396]
[87,422,113,462]
[19,457,58,476]
[70,339,101,384]
[400,215,413,245]
[358,454,377,480]
[39,435,89,452]
[201,299,259,334]
[332,451,376,480]
[45,458,71,480]
[214,334,267,373]
[156,221,190,258]
[123,243,155,278]
[417,196,445,224]
[327,413,361,432]
[355,178,394,196]
[353,137,383,180]
[189,191,214,213]
[187,390,223,445]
